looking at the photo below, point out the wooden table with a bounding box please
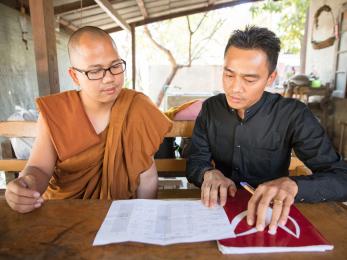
[1,189,347,260]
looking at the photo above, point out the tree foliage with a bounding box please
[250,0,310,54]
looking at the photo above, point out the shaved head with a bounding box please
[68,26,117,65]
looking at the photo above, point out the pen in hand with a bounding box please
[240,181,280,235]
[240,181,255,195]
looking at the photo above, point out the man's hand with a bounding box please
[5,175,44,213]
[247,177,298,233]
[201,169,236,207]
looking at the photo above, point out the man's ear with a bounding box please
[267,70,278,87]
[68,67,80,86]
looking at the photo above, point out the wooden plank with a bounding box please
[208,0,216,6]
[0,120,194,138]
[0,160,27,172]
[54,0,96,15]
[0,121,37,138]
[166,120,194,137]
[29,0,59,95]
[136,0,149,18]
[158,172,186,178]
[158,188,200,199]
[95,0,131,31]
[155,158,186,172]
[1,140,17,184]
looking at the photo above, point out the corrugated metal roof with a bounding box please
[1,0,262,33]
[52,0,261,33]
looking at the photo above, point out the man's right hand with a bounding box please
[5,175,44,213]
[201,169,237,208]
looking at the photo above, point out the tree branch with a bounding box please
[143,25,177,68]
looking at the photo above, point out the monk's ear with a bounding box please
[68,67,80,86]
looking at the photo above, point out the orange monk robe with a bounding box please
[36,89,172,200]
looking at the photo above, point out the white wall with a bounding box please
[305,0,347,84]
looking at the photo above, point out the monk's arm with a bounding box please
[19,114,57,193]
[137,159,158,199]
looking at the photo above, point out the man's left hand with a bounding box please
[246,177,298,233]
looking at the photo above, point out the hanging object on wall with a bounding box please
[311,5,336,50]
[18,5,28,50]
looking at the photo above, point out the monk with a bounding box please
[5,26,172,213]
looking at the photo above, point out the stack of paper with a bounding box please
[93,199,234,246]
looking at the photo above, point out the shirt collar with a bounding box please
[243,91,268,121]
[223,91,269,121]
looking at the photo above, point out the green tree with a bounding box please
[250,0,310,54]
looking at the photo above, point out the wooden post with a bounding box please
[29,0,60,96]
[1,140,17,185]
[131,24,136,90]
[300,8,309,74]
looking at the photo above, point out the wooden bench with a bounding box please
[0,121,196,191]
[0,120,309,189]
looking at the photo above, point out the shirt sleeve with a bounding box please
[186,101,213,187]
[290,105,347,203]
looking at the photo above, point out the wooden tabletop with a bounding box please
[1,189,347,260]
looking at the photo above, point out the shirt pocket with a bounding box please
[253,131,281,151]
[244,132,282,180]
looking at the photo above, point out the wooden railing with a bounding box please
[0,120,309,181]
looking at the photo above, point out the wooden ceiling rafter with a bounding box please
[95,0,131,31]
[106,0,263,33]
[136,0,149,19]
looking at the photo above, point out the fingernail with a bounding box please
[268,227,277,235]
[247,219,254,226]
[257,224,264,231]
[280,220,287,226]
[34,203,41,208]
[33,192,40,198]
[37,198,44,203]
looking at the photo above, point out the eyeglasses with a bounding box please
[72,59,126,80]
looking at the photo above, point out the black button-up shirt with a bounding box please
[187,92,347,203]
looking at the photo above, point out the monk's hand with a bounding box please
[247,177,298,233]
[201,169,236,208]
[5,175,43,213]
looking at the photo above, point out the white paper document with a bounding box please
[93,199,234,246]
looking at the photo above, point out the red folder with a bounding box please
[218,190,333,254]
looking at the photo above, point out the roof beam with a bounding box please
[94,0,131,31]
[54,0,96,15]
[208,0,217,6]
[58,16,79,32]
[136,0,149,18]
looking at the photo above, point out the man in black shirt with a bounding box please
[187,26,347,234]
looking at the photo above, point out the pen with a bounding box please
[240,181,280,207]
[240,181,255,195]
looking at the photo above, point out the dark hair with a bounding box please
[224,26,281,74]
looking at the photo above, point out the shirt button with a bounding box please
[240,122,243,126]
[300,198,305,202]
[234,167,239,171]
[236,145,241,148]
